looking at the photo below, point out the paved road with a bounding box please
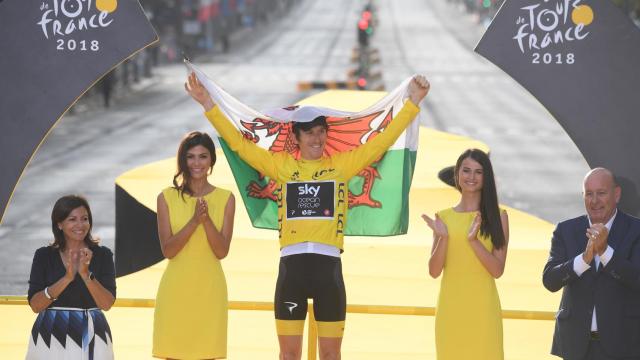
[0,0,588,295]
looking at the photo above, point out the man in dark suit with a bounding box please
[543,168,640,360]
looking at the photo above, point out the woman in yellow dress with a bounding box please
[422,148,509,360]
[153,131,236,359]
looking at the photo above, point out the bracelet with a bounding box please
[44,287,56,301]
[82,272,95,282]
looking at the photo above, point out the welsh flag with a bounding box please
[188,63,420,236]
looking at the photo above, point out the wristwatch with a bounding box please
[83,272,95,282]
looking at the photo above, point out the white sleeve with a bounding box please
[599,245,614,267]
[573,254,591,276]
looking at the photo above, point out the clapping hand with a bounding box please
[421,213,449,240]
[586,223,608,256]
[467,212,482,243]
[78,248,93,277]
[582,237,595,264]
[63,250,80,281]
[195,197,210,224]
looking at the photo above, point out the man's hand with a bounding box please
[587,224,608,255]
[582,237,595,264]
[408,75,430,105]
[185,72,216,111]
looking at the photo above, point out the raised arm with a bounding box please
[185,73,279,179]
[338,75,430,178]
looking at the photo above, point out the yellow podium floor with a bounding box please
[0,91,561,359]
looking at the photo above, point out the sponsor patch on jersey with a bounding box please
[286,181,335,220]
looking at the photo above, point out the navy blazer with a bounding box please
[542,210,640,359]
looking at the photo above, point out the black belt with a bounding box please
[590,331,600,340]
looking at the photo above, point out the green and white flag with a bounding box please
[188,63,420,236]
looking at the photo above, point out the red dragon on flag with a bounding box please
[239,109,392,209]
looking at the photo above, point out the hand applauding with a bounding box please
[468,212,482,243]
[586,223,608,256]
[63,250,80,281]
[195,197,210,224]
[421,213,449,240]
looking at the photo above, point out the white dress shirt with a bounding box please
[572,210,616,331]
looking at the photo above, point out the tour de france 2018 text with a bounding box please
[531,52,575,64]
[56,39,100,51]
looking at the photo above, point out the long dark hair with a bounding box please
[173,131,217,197]
[51,195,98,251]
[454,149,505,249]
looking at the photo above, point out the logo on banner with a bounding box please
[37,0,118,51]
[513,0,593,64]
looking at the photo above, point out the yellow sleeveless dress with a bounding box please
[153,187,231,359]
[435,208,504,360]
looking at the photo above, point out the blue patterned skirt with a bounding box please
[26,307,113,360]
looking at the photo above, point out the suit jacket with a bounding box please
[543,210,640,359]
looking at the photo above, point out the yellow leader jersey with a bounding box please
[205,101,420,250]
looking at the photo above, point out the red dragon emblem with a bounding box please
[240,108,395,209]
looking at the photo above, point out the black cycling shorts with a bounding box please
[274,253,346,337]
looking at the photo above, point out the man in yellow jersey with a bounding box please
[186,73,429,360]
